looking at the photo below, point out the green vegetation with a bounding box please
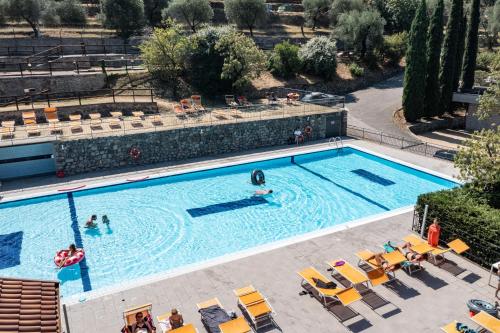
[302,0,330,31]
[163,0,213,32]
[103,0,145,38]
[373,0,420,32]
[224,0,267,37]
[4,0,43,36]
[453,13,466,92]
[461,0,480,90]
[348,63,364,77]
[329,0,363,26]
[144,0,169,26]
[402,0,428,122]
[424,0,444,118]
[381,31,408,66]
[438,0,463,116]
[484,1,500,50]
[416,186,499,267]
[56,0,87,25]
[333,9,385,59]
[269,41,302,79]
[298,36,337,79]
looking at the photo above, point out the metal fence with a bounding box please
[0,58,144,77]
[0,43,140,57]
[346,125,457,161]
[0,88,154,111]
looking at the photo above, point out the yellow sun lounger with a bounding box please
[441,320,460,333]
[471,311,500,333]
[355,250,394,285]
[403,234,470,264]
[326,259,369,287]
[233,285,276,331]
[197,298,251,333]
[123,303,154,332]
[298,267,362,306]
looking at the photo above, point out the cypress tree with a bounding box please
[402,0,428,122]
[424,0,444,118]
[461,0,480,90]
[439,0,463,116]
[453,14,467,92]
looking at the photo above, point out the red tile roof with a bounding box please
[0,276,61,333]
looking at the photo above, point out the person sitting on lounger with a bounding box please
[130,312,155,333]
[85,215,98,228]
[367,253,397,272]
[255,189,273,196]
[169,309,184,330]
[399,242,424,263]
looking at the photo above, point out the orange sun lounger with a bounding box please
[403,234,470,264]
[233,285,276,331]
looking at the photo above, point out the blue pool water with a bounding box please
[0,148,457,297]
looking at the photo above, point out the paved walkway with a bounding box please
[51,141,495,333]
[345,74,413,140]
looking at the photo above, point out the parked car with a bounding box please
[300,92,342,106]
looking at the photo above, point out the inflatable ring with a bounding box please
[54,249,85,268]
[251,169,265,185]
[304,126,312,135]
[129,147,141,160]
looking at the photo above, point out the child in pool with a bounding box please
[85,215,98,228]
[102,215,110,225]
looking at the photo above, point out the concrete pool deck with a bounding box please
[4,139,492,333]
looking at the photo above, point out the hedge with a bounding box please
[416,187,500,268]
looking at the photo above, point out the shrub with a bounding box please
[416,187,500,267]
[298,36,337,80]
[269,41,302,79]
[476,51,500,72]
[302,0,330,30]
[56,0,87,25]
[348,63,364,77]
[381,32,408,65]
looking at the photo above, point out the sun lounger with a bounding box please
[22,111,37,126]
[329,263,392,313]
[383,242,422,275]
[441,321,461,333]
[403,234,470,265]
[0,121,15,139]
[355,250,394,284]
[43,107,62,134]
[180,99,195,113]
[471,311,500,333]
[191,95,206,112]
[298,267,362,323]
[326,260,369,287]
[88,112,102,124]
[69,120,83,133]
[233,285,276,331]
[237,96,252,107]
[122,303,156,333]
[157,311,198,333]
[197,298,251,333]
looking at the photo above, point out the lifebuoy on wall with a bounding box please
[304,126,313,136]
[251,169,265,185]
[129,147,141,160]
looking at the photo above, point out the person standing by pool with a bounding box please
[427,218,441,247]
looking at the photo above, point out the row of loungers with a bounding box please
[0,109,159,139]
[122,285,278,333]
[298,233,472,328]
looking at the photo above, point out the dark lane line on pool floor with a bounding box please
[292,163,391,211]
[67,193,92,292]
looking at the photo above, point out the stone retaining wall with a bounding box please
[54,110,346,175]
[0,102,157,124]
[408,115,465,134]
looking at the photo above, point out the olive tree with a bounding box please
[144,0,169,26]
[5,0,44,37]
[302,0,331,30]
[329,0,363,25]
[333,9,385,59]
[102,0,145,39]
[224,0,267,37]
[163,0,213,32]
[57,0,87,25]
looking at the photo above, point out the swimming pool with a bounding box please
[0,147,457,298]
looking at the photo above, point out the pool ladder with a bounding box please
[329,137,344,150]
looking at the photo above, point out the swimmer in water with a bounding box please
[255,189,273,196]
[102,215,110,225]
[85,215,98,228]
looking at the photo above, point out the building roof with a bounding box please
[0,276,61,333]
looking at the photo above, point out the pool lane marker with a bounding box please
[67,193,92,292]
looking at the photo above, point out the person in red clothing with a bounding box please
[427,218,441,247]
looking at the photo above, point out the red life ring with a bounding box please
[304,126,312,134]
[54,249,85,268]
[129,147,141,160]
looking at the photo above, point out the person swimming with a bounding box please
[102,215,110,225]
[255,189,273,196]
[85,215,98,228]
